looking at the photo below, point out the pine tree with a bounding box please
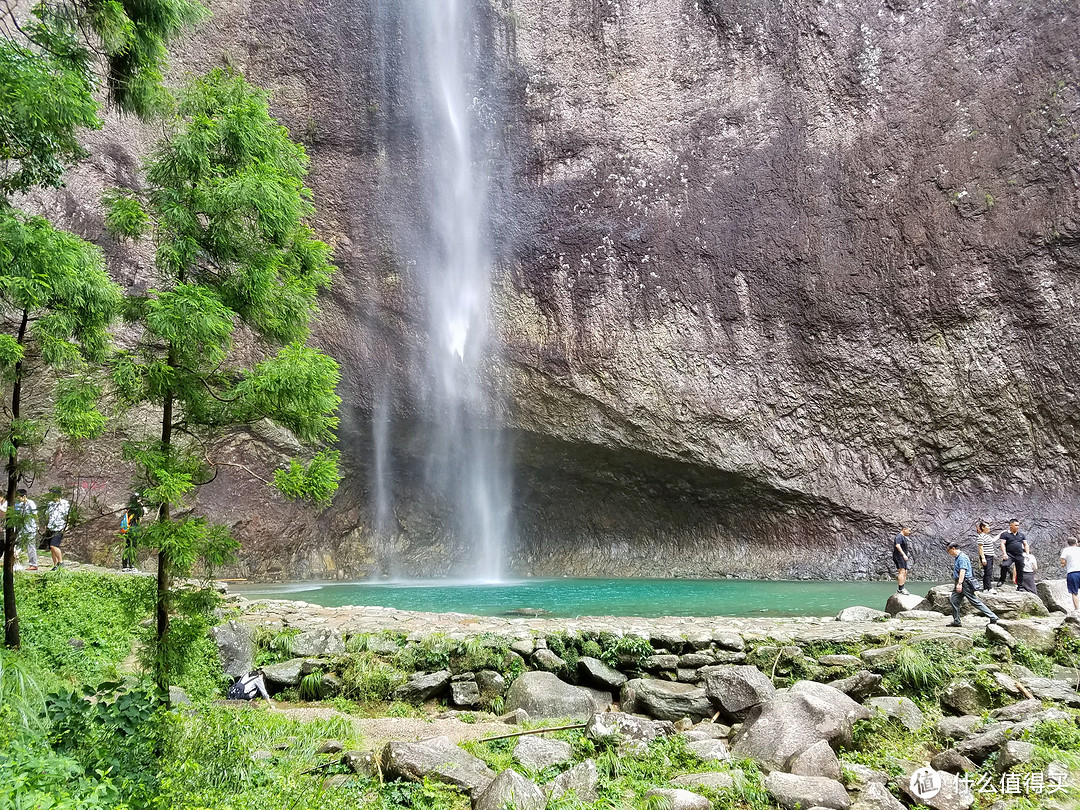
[1,0,204,649]
[105,68,341,691]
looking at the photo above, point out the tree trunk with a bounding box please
[155,369,174,693]
[4,309,28,649]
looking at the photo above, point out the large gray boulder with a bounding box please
[393,670,451,702]
[837,606,888,622]
[764,772,851,810]
[935,715,982,740]
[381,736,495,797]
[919,585,1048,618]
[997,619,1056,653]
[585,711,675,751]
[827,671,884,702]
[885,593,925,616]
[262,657,305,688]
[685,738,730,763]
[513,737,572,771]
[731,681,869,772]
[450,680,481,707]
[1037,579,1074,614]
[1019,677,1080,707]
[865,697,926,732]
[989,699,1042,722]
[643,788,712,810]
[578,656,627,690]
[476,670,506,701]
[531,648,567,672]
[995,740,1036,774]
[291,628,344,657]
[859,646,902,670]
[953,723,1015,763]
[474,769,545,810]
[897,766,974,810]
[788,739,842,780]
[929,749,977,775]
[545,760,599,803]
[504,671,606,720]
[939,680,991,716]
[703,665,776,721]
[621,678,713,722]
[211,620,254,678]
[850,782,905,810]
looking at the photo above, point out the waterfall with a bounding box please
[372,0,510,582]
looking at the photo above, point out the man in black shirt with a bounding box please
[998,519,1029,593]
[892,526,913,595]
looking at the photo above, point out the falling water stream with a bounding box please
[372,0,509,581]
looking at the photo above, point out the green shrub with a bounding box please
[600,635,653,669]
[340,653,407,703]
[881,640,960,698]
[1011,643,1055,677]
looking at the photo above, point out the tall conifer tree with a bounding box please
[105,69,341,690]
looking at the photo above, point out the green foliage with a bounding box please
[1053,630,1080,668]
[600,634,654,669]
[273,449,342,506]
[846,711,937,776]
[881,640,961,699]
[298,670,323,701]
[397,634,454,672]
[340,653,407,703]
[1010,643,1055,677]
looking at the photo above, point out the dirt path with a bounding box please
[273,706,511,748]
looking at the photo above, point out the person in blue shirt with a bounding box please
[946,541,998,628]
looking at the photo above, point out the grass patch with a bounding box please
[845,711,938,776]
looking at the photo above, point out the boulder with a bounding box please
[990,699,1043,722]
[500,709,530,725]
[585,711,675,751]
[680,653,716,668]
[836,606,888,622]
[393,670,451,702]
[342,750,378,776]
[885,593,925,616]
[953,723,1014,763]
[643,788,712,810]
[996,619,1056,653]
[317,740,344,754]
[991,671,1024,696]
[474,769,545,810]
[1018,677,1080,707]
[504,671,604,720]
[686,738,730,762]
[531,648,566,672]
[703,665,776,721]
[211,620,254,678]
[381,736,495,797]
[930,749,977,774]
[897,766,974,810]
[935,715,982,740]
[1037,579,1074,613]
[545,760,599,803]
[939,680,991,716]
[578,657,627,690]
[291,628,344,657]
[1052,664,1080,685]
[450,680,481,707]
[913,632,974,652]
[864,697,926,732]
[621,679,713,722]
[764,772,851,810]
[672,772,738,791]
[859,646,902,670]
[827,671,884,702]
[510,639,535,657]
[731,681,870,772]
[681,722,730,741]
[712,630,745,651]
[984,624,1015,647]
[263,657,305,688]
[842,764,890,790]
[850,782,905,810]
[645,654,680,672]
[513,737,572,771]
[920,585,1048,619]
[995,740,1036,774]
[476,670,506,701]
[788,739,842,780]
[817,655,863,668]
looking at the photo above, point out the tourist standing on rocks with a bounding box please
[1060,537,1080,612]
[12,490,38,572]
[946,541,998,627]
[998,519,1029,592]
[120,492,144,573]
[43,486,70,571]
[975,521,997,593]
[1019,549,1038,594]
[892,526,913,595]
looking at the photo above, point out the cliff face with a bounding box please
[42,0,1080,580]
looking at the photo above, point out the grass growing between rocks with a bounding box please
[844,711,939,777]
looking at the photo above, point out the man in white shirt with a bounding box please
[13,490,38,571]
[44,486,71,570]
[1061,537,1080,612]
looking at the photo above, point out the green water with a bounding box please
[231,578,932,619]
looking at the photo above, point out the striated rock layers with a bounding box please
[28,0,1080,580]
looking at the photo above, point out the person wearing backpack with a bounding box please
[12,489,38,571]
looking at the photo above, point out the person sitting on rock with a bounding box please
[227,670,274,706]
[946,541,998,628]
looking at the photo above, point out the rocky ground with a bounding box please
[203,579,1080,810]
